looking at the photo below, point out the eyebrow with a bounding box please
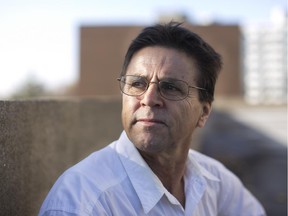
[160,77,180,82]
[125,74,188,83]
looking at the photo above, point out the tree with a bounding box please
[10,76,47,99]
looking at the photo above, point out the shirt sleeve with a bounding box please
[39,198,110,216]
[41,210,79,216]
[38,171,109,216]
[40,205,109,216]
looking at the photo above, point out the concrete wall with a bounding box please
[0,98,123,216]
[0,99,286,215]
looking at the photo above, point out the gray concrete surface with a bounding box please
[214,99,287,146]
[0,99,123,216]
[227,106,287,146]
[200,109,287,216]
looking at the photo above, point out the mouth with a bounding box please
[135,118,166,126]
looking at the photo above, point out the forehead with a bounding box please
[126,46,197,81]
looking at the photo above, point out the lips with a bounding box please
[135,118,166,126]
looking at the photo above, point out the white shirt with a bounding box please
[39,131,266,216]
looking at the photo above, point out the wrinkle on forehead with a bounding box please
[127,47,197,82]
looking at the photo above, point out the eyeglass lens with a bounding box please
[119,75,189,100]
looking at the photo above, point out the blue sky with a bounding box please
[0,0,286,97]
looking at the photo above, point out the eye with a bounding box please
[160,81,187,98]
[128,77,147,89]
[161,82,181,92]
[131,81,144,88]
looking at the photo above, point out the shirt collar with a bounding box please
[115,131,165,214]
[115,131,220,213]
[187,151,220,182]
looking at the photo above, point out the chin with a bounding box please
[137,145,165,156]
[128,127,171,151]
[133,136,167,154]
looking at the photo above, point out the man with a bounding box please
[39,22,266,215]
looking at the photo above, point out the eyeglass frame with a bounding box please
[117,75,207,101]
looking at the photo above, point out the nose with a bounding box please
[140,82,164,107]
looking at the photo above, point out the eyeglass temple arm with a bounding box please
[189,86,207,91]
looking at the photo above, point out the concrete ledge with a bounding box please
[0,99,122,215]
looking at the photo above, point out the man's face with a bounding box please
[121,46,211,154]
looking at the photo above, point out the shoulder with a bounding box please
[188,150,266,215]
[188,149,245,192]
[188,149,229,176]
[66,143,126,187]
[39,142,127,215]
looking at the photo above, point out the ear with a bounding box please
[197,102,212,128]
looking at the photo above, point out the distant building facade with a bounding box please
[242,10,287,105]
[78,23,242,99]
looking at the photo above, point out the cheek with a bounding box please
[121,98,130,125]
[122,96,138,113]
[179,101,202,127]
[121,96,138,126]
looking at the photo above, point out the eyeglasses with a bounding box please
[117,75,207,101]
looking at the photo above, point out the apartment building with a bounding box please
[242,9,287,104]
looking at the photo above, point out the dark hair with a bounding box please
[121,22,222,103]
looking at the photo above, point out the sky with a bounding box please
[0,0,286,98]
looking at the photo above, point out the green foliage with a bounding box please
[10,77,47,99]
